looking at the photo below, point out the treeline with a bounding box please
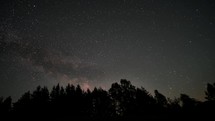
[0,79,215,120]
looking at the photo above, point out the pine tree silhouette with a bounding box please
[0,79,215,121]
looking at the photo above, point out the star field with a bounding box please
[0,0,215,100]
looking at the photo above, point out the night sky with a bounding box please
[0,0,215,101]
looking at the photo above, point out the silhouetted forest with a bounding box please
[1,79,215,120]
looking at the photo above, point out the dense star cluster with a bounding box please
[0,0,215,100]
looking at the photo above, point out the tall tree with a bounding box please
[205,83,215,101]
[109,79,136,118]
[180,94,197,110]
[50,84,60,102]
[13,91,31,113]
[91,87,111,120]
[154,90,168,107]
[136,87,156,119]
[0,96,12,114]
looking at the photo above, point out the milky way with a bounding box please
[0,0,215,100]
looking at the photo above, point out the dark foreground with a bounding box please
[1,79,215,120]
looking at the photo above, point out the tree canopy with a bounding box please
[0,79,214,121]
